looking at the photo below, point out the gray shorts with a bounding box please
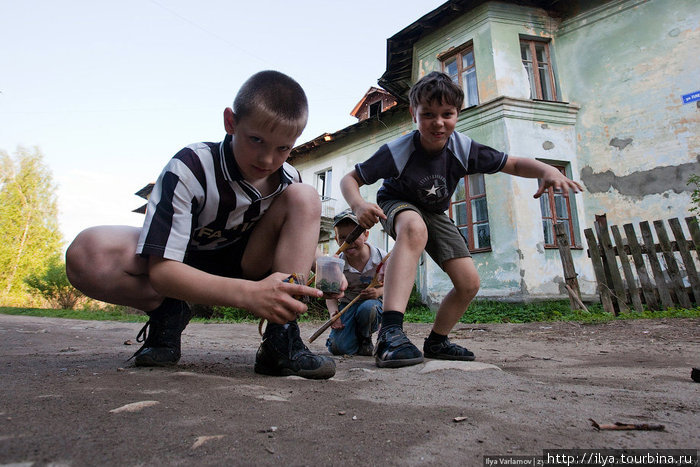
[378,199,471,270]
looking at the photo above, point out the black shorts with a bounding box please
[183,234,251,279]
[379,199,471,269]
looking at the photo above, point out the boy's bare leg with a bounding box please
[432,256,480,334]
[66,226,163,310]
[66,226,187,367]
[423,256,478,361]
[241,183,321,281]
[374,210,427,368]
[382,210,427,313]
[243,183,335,379]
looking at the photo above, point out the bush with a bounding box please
[688,174,700,214]
[24,257,82,309]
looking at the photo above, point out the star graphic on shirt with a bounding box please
[424,184,439,197]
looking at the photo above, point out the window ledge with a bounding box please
[458,96,580,131]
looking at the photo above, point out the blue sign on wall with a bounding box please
[682,90,700,104]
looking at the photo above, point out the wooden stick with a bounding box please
[308,251,391,343]
[308,294,363,343]
[565,284,589,312]
[589,419,665,431]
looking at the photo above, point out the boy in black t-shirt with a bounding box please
[341,71,583,368]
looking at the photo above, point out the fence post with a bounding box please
[584,228,616,315]
[610,225,644,312]
[554,223,585,311]
[594,215,629,313]
[654,220,692,308]
[623,223,660,310]
[640,221,673,309]
[669,217,700,303]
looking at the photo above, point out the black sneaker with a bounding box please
[375,326,424,368]
[423,337,475,361]
[131,298,193,367]
[357,337,374,357]
[255,321,336,379]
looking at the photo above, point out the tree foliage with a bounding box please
[0,147,63,304]
[24,256,82,309]
[688,174,700,215]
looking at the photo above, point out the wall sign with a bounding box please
[682,90,700,104]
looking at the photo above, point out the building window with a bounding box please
[368,101,382,118]
[441,44,479,107]
[449,173,491,252]
[520,39,557,101]
[316,168,332,199]
[539,164,578,247]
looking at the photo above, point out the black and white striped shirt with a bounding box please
[136,134,301,261]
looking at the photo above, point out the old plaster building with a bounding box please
[289,0,699,307]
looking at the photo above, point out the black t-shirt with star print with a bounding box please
[355,130,508,213]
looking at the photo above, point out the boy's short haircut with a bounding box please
[233,70,308,135]
[408,71,464,110]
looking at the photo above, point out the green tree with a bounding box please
[0,147,63,305]
[24,256,82,309]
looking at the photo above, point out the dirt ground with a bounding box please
[0,313,698,466]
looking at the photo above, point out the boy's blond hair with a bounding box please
[233,70,308,135]
[408,71,464,110]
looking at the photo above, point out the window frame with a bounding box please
[538,164,579,248]
[368,101,382,118]
[439,42,479,108]
[520,38,557,101]
[315,168,332,199]
[448,173,492,253]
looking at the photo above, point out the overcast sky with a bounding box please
[0,0,445,247]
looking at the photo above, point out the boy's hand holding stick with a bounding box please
[308,251,391,343]
[258,222,367,336]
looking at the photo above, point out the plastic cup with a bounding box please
[315,256,345,294]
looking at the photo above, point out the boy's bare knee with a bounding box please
[396,216,428,249]
[283,183,321,216]
[65,234,92,290]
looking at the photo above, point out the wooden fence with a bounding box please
[583,214,700,315]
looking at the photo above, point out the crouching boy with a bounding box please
[66,70,336,379]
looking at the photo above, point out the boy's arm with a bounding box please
[359,285,383,300]
[340,170,386,228]
[148,257,322,324]
[500,156,584,199]
[326,297,344,330]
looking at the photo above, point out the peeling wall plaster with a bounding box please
[581,157,700,196]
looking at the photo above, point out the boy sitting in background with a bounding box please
[325,210,385,357]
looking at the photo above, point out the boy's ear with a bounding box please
[223,107,236,134]
[409,106,417,123]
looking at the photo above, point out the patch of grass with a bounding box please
[404,300,700,324]
[0,306,148,322]
[2,302,699,325]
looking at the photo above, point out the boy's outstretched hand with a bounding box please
[249,272,323,324]
[501,156,584,199]
[533,167,584,199]
[353,201,387,229]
